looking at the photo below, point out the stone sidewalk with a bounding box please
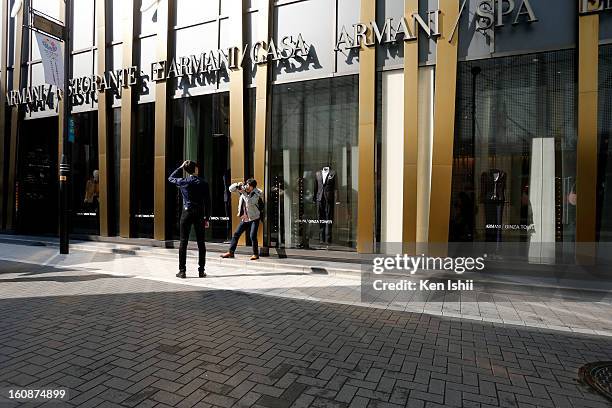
[1,259,612,408]
[1,240,612,337]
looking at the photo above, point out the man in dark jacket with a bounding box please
[168,160,211,278]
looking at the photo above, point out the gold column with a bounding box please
[96,0,109,236]
[403,0,419,253]
[230,0,247,247]
[0,0,9,229]
[576,11,599,250]
[5,1,25,231]
[253,0,272,248]
[119,0,135,238]
[428,0,459,245]
[153,0,171,240]
[357,0,376,253]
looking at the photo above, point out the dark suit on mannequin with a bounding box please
[313,167,338,244]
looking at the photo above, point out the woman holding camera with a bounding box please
[221,178,263,260]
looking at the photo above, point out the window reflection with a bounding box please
[598,45,612,242]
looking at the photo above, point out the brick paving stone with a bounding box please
[122,387,159,407]
[1,259,612,408]
[152,389,185,406]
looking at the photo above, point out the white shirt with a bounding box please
[322,167,330,184]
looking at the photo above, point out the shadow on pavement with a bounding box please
[0,274,132,283]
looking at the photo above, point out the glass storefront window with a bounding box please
[111,108,121,236]
[71,112,99,235]
[598,45,612,242]
[268,76,359,250]
[2,108,11,223]
[169,93,231,243]
[16,118,59,235]
[244,88,256,178]
[132,103,155,238]
[450,51,577,260]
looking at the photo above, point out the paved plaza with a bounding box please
[1,240,612,336]
[1,242,612,407]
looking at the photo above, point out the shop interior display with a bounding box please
[313,166,339,244]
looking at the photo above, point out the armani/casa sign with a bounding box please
[6,34,310,108]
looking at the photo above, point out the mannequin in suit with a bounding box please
[480,169,506,243]
[313,166,338,244]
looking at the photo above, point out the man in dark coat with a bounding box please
[168,160,211,278]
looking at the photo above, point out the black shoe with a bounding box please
[198,269,206,278]
[176,271,186,279]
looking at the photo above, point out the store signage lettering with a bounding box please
[6,84,53,110]
[335,10,441,51]
[579,0,612,14]
[449,0,538,42]
[473,0,538,30]
[151,34,308,82]
[72,66,139,96]
[6,34,309,108]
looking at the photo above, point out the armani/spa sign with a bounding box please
[336,0,538,52]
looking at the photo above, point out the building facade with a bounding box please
[0,0,611,262]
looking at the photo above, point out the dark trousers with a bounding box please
[317,198,334,243]
[179,208,206,272]
[229,219,260,255]
[484,201,504,243]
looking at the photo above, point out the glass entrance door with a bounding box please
[170,93,231,242]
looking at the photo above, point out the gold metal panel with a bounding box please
[253,90,267,186]
[403,0,419,252]
[576,92,598,239]
[6,2,25,231]
[119,0,135,238]
[577,1,599,90]
[428,0,459,245]
[356,0,376,253]
[576,13,599,248]
[153,0,170,241]
[0,0,9,229]
[252,0,273,248]
[428,164,453,255]
[229,1,247,246]
[96,0,109,236]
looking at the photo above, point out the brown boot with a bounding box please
[220,252,234,258]
[250,255,259,260]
